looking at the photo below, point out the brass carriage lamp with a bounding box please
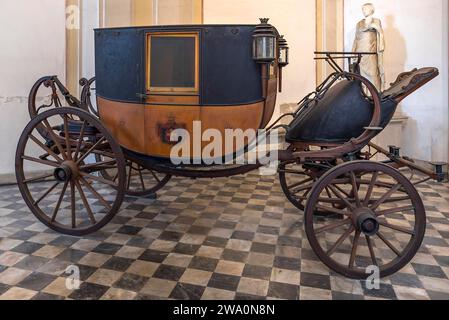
[278,35,289,92]
[252,18,277,63]
[278,35,289,67]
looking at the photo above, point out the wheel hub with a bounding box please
[54,161,79,182]
[352,208,379,236]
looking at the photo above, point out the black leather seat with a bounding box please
[286,80,397,144]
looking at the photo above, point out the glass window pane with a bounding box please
[150,36,196,89]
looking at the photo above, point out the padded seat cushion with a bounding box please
[286,80,397,144]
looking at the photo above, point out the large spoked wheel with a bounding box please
[279,161,321,210]
[96,157,171,197]
[279,158,334,211]
[304,161,426,279]
[15,107,126,236]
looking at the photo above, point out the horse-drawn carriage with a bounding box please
[16,19,442,279]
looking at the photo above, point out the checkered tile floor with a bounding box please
[0,172,448,300]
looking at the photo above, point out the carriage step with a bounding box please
[431,162,448,182]
[57,120,99,136]
[388,145,401,157]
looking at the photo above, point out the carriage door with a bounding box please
[144,32,201,158]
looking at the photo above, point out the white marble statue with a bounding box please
[352,3,386,91]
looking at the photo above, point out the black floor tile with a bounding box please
[189,256,219,272]
[208,273,240,291]
[268,282,299,300]
[68,282,109,300]
[300,272,331,290]
[153,265,186,282]
[170,283,205,300]
[102,257,134,272]
[114,273,148,291]
[139,249,169,263]
[17,272,56,291]
[92,243,123,255]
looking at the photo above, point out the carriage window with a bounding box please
[147,33,199,93]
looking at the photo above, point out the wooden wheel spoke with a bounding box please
[74,121,87,162]
[127,165,133,189]
[23,173,54,184]
[80,160,117,171]
[80,172,118,188]
[79,177,112,210]
[377,232,402,257]
[290,182,314,195]
[22,155,59,168]
[332,183,352,198]
[350,172,361,207]
[328,185,356,210]
[315,204,351,217]
[349,231,361,269]
[370,183,402,210]
[138,168,146,191]
[315,218,351,235]
[324,187,336,208]
[287,177,314,190]
[375,205,415,217]
[76,136,106,165]
[29,134,63,164]
[33,182,59,205]
[149,169,161,183]
[70,180,76,228]
[326,226,354,257]
[366,236,378,266]
[51,180,69,222]
[378,220,414,235]
[63,115,72,160]
[364,172,378,206]
[42,119,67,160]
[75,180,97,225]
[91,149,116,159]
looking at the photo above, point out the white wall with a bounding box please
[82,0,100,79]
[203,0,317,121]
[345,0,449,162]
[0,0,66,175]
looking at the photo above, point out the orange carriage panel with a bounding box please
[261,78,278,128]
[145,95,200,105]
[98,98,264,159]
[200,102,265,159]
[144,105,201,158]
[97,97,146,154]
[143,102,264,159]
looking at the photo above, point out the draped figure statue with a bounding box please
[352,3,386,92]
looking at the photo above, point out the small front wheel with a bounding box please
[304,161,426,279]
[16,107,126,236]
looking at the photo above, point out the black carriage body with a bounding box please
[95,25,263,105]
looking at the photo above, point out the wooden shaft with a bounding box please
[369,142,438,179]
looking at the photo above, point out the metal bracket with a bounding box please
[364,127,383,131]
[136,93,149,100]
[388,146,401,158]
[430,162,448,182]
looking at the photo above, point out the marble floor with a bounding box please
[0,172,448,300]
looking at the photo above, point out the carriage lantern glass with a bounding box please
[252,18,277,63]
[278,35,289,67]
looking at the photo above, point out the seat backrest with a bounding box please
[382,67,439,101]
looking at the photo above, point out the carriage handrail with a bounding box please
[314,51,377,74]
